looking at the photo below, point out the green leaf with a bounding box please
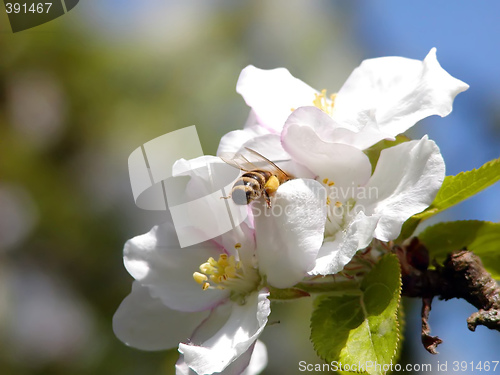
[365,135,410,173]
[416,157,500,222]
[397,157,500,241]
[310,254,402,374]
[419,220,500,279]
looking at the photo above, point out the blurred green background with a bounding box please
[1,1,499,374]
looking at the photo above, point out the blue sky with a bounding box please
[353,1,500,223]
[353,1,500,368]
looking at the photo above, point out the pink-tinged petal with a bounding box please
[334,48,469,144]
[285,105,357,135]
[237,65,317,132]
[179,290,270,375]
[310,212,379,275]
[176,340,267,375]
[284,106,393,150]
[124,222,230,312]
[253,179,327,288]
[359,136,445,241]
[282,122,372,188]
[113,282,209,351]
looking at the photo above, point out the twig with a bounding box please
[395,237,500,354]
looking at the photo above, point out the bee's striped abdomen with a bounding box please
[231,170,272,205]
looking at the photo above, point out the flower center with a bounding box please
[313,89,336,116]
[193,252,261,299]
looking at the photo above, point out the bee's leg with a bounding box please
[264,191,272,208]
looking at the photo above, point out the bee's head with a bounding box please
[232,187,251,205]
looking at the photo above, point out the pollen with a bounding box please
[194,254,241,290]
[335,201,342,208]
[193,252,261,298]
[313,89,336,116]
[322,178,335,187]
[234,243,242,249]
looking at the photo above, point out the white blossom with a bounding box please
[113,156,326,374]
[219,48,468,155]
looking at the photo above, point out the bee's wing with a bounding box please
[243,147,292,180]
[219,152,260,172]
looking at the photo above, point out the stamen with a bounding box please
[313,89,336,116]
[335,201,342,208]
[193,272,208,284]
[193,252,261,297]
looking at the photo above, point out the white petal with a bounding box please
[253,179,327,288]
[179,290,270,375]
[284,106,393,151]
[237,65,317,132]
[238,133,315,180]
[310,211,379,275]
[334,48,469,144]
[124,222,229,312]
[282,122,372,188]
[241,340,267,375]
[176,340,267,375]
[217,123,270,156]
[359,136,445,241]
[113,282,209,351]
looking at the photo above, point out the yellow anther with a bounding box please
[328,181,335,186]
[234,243,242,249]
[215,254,228,268]
[225,266,237,278]
[193,272,208,285]
[200,263,215,274]
[207,257,218,266]
[335,201,342,208]
[195,254,244,290]
[322,178,329,184]
[193,253,261,295]
[326,197,331,205]
[290,107,296,112]
[313,89,336,116]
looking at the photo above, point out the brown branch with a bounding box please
[395,237,500,354]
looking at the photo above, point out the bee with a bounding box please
[221,148,293,207]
